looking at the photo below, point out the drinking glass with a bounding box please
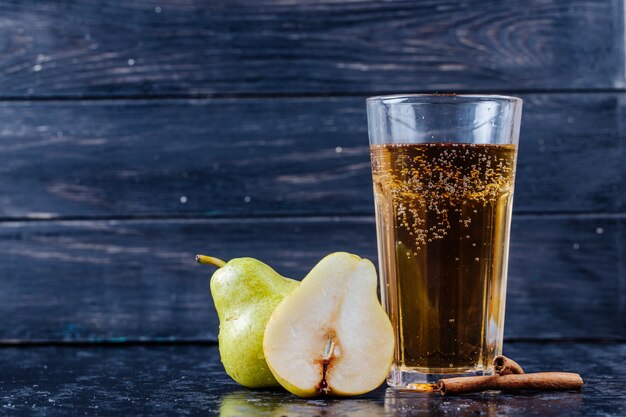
[367,94,522,389]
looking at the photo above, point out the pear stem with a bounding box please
[196,254,227,268]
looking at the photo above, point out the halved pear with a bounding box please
[263,252,395,397]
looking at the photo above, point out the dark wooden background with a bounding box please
[0,0,624,347]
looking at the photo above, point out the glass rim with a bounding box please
[366,93,523,105]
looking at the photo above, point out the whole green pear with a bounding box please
[198,255,299,388]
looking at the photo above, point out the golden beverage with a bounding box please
[371,142,517,376]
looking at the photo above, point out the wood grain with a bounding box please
[0,216,622,342]
[0,0,622,97]
[0,93,623,220]
[0,343,624,416]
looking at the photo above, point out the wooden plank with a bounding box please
[0,343,624,415]
[0,0,622,97]
[0,93,623,220]
[0,216,622,342]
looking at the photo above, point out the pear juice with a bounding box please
[370,143,516,375]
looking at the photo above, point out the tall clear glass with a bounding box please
[367,94,522,389]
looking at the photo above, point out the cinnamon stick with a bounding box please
[437,372,583,396]
[493,355,524,375]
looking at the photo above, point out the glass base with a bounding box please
[387,365,493,391]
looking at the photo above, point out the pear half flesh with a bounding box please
[263,252,395,397]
